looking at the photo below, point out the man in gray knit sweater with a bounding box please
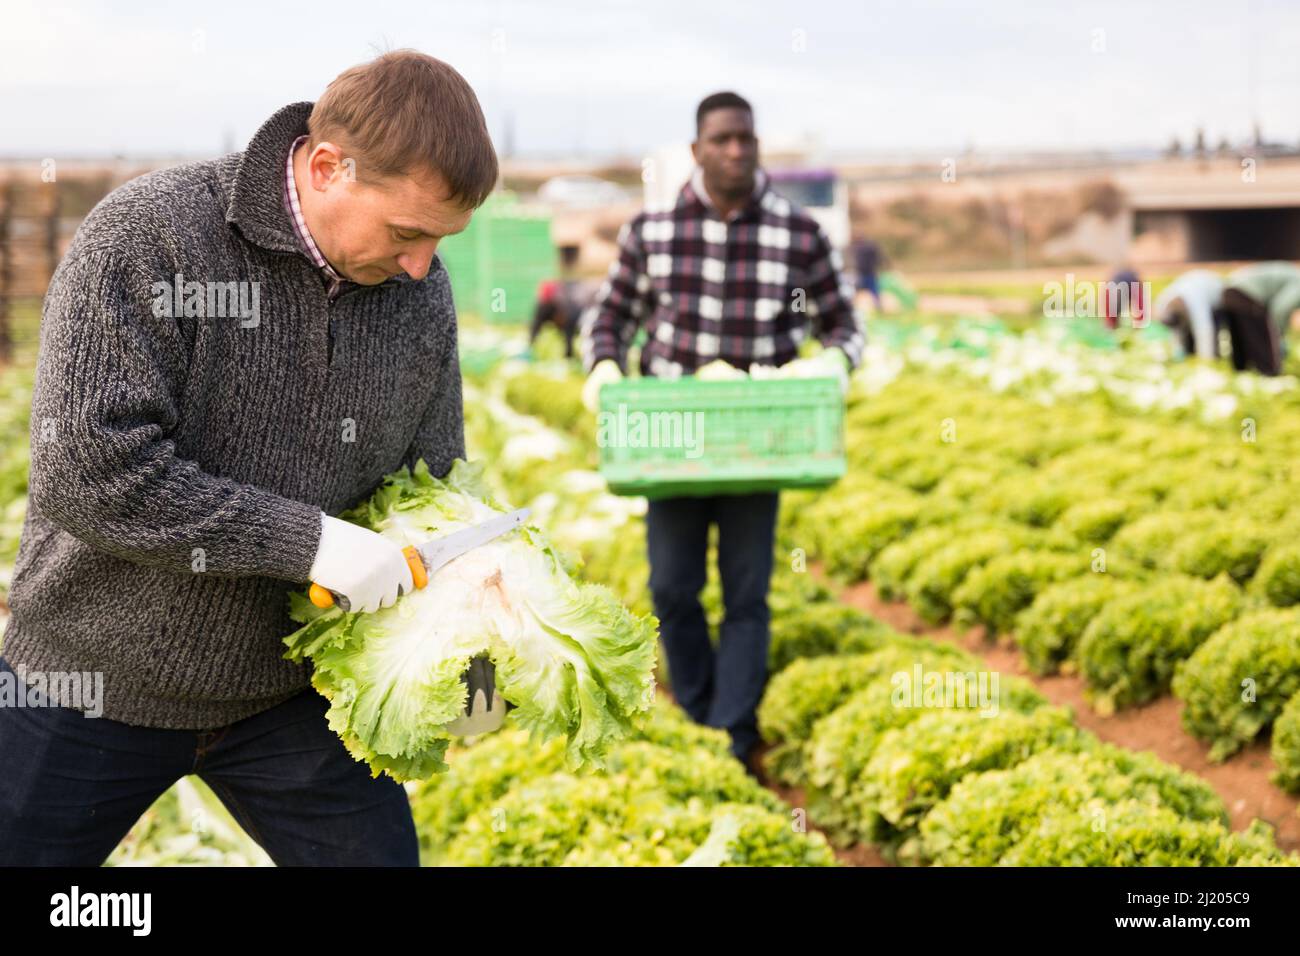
[0,51,497,865]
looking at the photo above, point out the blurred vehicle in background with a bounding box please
[642,144,695,211]
[767,167,850,252]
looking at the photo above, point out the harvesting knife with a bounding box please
[307,506,531,612]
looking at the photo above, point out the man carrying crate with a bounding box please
[579,92,864,773]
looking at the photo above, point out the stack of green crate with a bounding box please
[437,192,554,324]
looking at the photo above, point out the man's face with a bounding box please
[691,107,759,197]
[301,143,474,285]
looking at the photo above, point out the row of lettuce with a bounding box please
[462,354,1298,866]
[409,699,833,866]
[758,634,1293,866]
[778,366,1300,785]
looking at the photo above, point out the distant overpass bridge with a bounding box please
[1120,158,1300,261]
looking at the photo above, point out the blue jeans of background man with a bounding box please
[0,655,418,866]
[645,492,779,761]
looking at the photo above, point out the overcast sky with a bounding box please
[3,0,1298,160]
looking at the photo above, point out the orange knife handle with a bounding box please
[309,582,336,609]
[404,546,429,590]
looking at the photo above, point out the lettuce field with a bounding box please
[2,315,1300,866]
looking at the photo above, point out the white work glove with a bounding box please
[308,513,415,614]
[582,359,624,412]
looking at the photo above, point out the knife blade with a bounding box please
[308,506,531,612]
[410,507,531,580]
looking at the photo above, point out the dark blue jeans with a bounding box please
[645,492,779,761]
[0,655,417,866]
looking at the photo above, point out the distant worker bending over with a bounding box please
[1154,268,1224,360]
[1220,262,1300,376]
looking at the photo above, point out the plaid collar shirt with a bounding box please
[284,135,357,302]
[580,167,864,377]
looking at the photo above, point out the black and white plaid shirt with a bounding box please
[580,167,864,376]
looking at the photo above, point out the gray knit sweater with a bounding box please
[2,101,465,729]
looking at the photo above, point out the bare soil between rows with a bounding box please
[654,681,888,866]
[758,770,891,867]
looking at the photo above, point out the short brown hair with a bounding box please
[309,50,499,208]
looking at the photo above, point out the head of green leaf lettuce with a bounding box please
[284,459,659,782]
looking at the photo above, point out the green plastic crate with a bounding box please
[597,377,846,499]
